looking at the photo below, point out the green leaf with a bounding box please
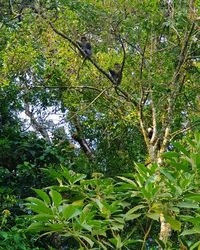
[0,231,8,239]
[72,173,87,184]
[141,188,152,200]
[162,151,179,158]
[32,214,55,221]
[160,169,176,182]
[93,198,104,211]
[46,223,65,231]
[117,176,137,188]
[27,222,44,232]
[180,215,200,224]
[26,197,52,214]
[109,234,122,248]
[62,204,81,220]
[113,217,124,224]
[146,213,160,221]
[190,241,200,250]
[181,226,200,236]
[126,205,145,215]
[124,213,141,221]
[79,235,94,248]
[173,142,190,157]
[135,163,150,176]
[110,222,124,230]
[184,194,200,202]
[32,188,51,204]
[176,201,199,209]
[165,215,181,231]
[80,222,92,231]
[123,239,143,246]
[49,189,62,208]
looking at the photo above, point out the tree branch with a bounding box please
[24,103,51,144]
[71,115,95,161]
[160,23,195,152]
[48,22,138,107]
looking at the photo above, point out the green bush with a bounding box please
[24,133,200,249]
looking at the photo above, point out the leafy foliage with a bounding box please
[25,133,200,249]
[0,0,200,249]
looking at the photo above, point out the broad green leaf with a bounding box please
[135,163,150,176]
[176,201,199,209]
[93,198,104,211]
[71,173,87,184]
[49,190,62,208]
[72,199,84,206]
[181,226,200,236]
[135,173,146,187]
[27,222,44,232]
[123,239,143,246]
[32,214,55,221]
[162,151,179,158]
[48,223,65,230]
[184,194,200,202]
[32,188,51,204]
[126,205,145,215]
[62,204,81,220]
[26,197,52,214]
[180,215,200,224]
[113,217,124,224]
[110,222,124,230]
[160,169,176,182]
[109,234,122,248]
[150,203,163,213]
[124,213,141,221]
[46,223,65,231]
[80,222,92,231]
[165,215,181,231]
[146,213,160,221]
[117,176,137,188]
[170,206,180,213]
[173,142,190,157]
[141,188,152,200]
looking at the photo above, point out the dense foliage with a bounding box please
[0,0,200,249]
[25,134,200,249]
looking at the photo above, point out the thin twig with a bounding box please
[141,221,152,250]
[170,120,200,141]
[69,87,111,121]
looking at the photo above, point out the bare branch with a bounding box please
[173,22,195,82]
[160,23,196,151]
[71,116,95,160]
[24,103,51,144]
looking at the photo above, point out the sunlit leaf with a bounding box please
[32,188,51,204]
[49,189,62,208]
[62,204,81,220]
[26,197,52,214]
[165,215,181,231]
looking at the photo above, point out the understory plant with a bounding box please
[25,133,200,249]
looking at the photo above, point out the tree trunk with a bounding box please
[159,213,171,244]
[148,139,172,245]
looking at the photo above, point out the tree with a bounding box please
[1,0,200,244]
